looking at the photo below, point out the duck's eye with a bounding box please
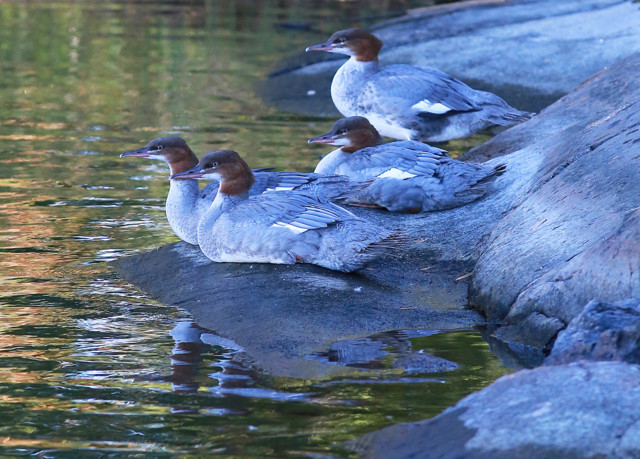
[212,161,218,167]
[335,37,347,45]
[156,145,164,151]
[335,129,346,135]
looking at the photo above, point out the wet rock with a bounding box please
[353,361,640,458]
[482,330,545,370]
[392,351,459,374]
[261,0,640,116]
[306,329,461,374]
[546,298,640,366]
[468,52,640,349]
[113,243,480,379]
[312,337,390,368]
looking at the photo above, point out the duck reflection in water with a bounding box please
[170,321,207,394]
[168,321,256,400]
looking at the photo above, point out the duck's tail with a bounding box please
[450,163,506,205]
[476,163,507,185]
[498,109,534,124]
[479,91,534,126]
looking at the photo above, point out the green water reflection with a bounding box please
[0,0,509,456]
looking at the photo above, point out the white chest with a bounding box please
[331,59,378,116]
[165,180,201,244]
[314,149,350,175]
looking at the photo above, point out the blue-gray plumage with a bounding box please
[170,149,406,272]
[308,117,506,213]
[306,28,532,142]
[120,137,359,245]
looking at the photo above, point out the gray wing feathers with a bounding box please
[259,193,346,231]
[366,66,477,113]
[255,171,315,191]
[252,171,356,201]
[350,142,447,177]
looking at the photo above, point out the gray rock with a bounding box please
[546,298,640,365]
[392,351,459,374]
[305,330,461,374]
[112,243,480,379]
[261,0,640,116]
[313,337,390,367]
[353,361,640,459]
[468,52,640,348]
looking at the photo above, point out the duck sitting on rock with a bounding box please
[121,136,358,245]
[170,149,406,272]
[308,116,506,213]
[306,28,532,142]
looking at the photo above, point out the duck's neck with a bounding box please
[197,190,248,242]
[168,178,199,200]
[314,148,350,174]
[168,151,199,177]
[165,153,201,220]
[345,55,380,73]
[165,179,201,244]
[337,57,379,79]
[213,190,249,210]
[332,58,380,115]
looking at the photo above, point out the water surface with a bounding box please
[0,1,510,456]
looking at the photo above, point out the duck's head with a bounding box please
[120,136,199,176]
[306,28,382,62]
[171,150,255,196]
[308,116,384,153]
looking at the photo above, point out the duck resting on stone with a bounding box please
[121,136,358,245]
[170,149,406,272]
[306,28,532,142]
[308,116,506,213]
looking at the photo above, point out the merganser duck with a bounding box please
[120,137,357,245]
[170,149,405,272]
[306,29,532,142]
[308,116,506,213]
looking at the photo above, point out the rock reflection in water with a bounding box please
[307,329,460,374]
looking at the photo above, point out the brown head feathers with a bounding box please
[134,136,199,175]
[198,150,255,196]
[327,28,383,62]
[331,116,384,152]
